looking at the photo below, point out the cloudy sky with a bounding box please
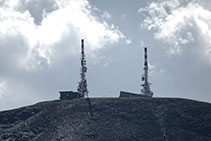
[0,0,211,111]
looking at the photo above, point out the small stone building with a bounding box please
[119,91,149,98]
[59,91,82,100]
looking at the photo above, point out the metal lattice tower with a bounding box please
[77,39,88,98]
[141,47,153,97]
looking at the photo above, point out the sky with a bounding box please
[0,0,211,111]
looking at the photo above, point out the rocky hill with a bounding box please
[0,98,211,141]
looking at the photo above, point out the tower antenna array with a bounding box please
[77,39,88,98]
[141,47,153,97]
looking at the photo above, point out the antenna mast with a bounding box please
[77,39,88,98]
[141,47,153,97]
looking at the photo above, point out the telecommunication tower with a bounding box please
[77,39,88,98]
[141,47,153,97]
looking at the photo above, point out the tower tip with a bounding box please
[144,47,147,52]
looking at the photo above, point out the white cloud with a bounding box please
[121,14,126,19]
[3,0,20,9]
[148,63,155,71]
[0,80,7,98]
[139,40,144,47]
[0,0,127,110]
[139,0,211,62]
[125,39,132,45]
[0,0,125,71]
[102,11,111,19]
